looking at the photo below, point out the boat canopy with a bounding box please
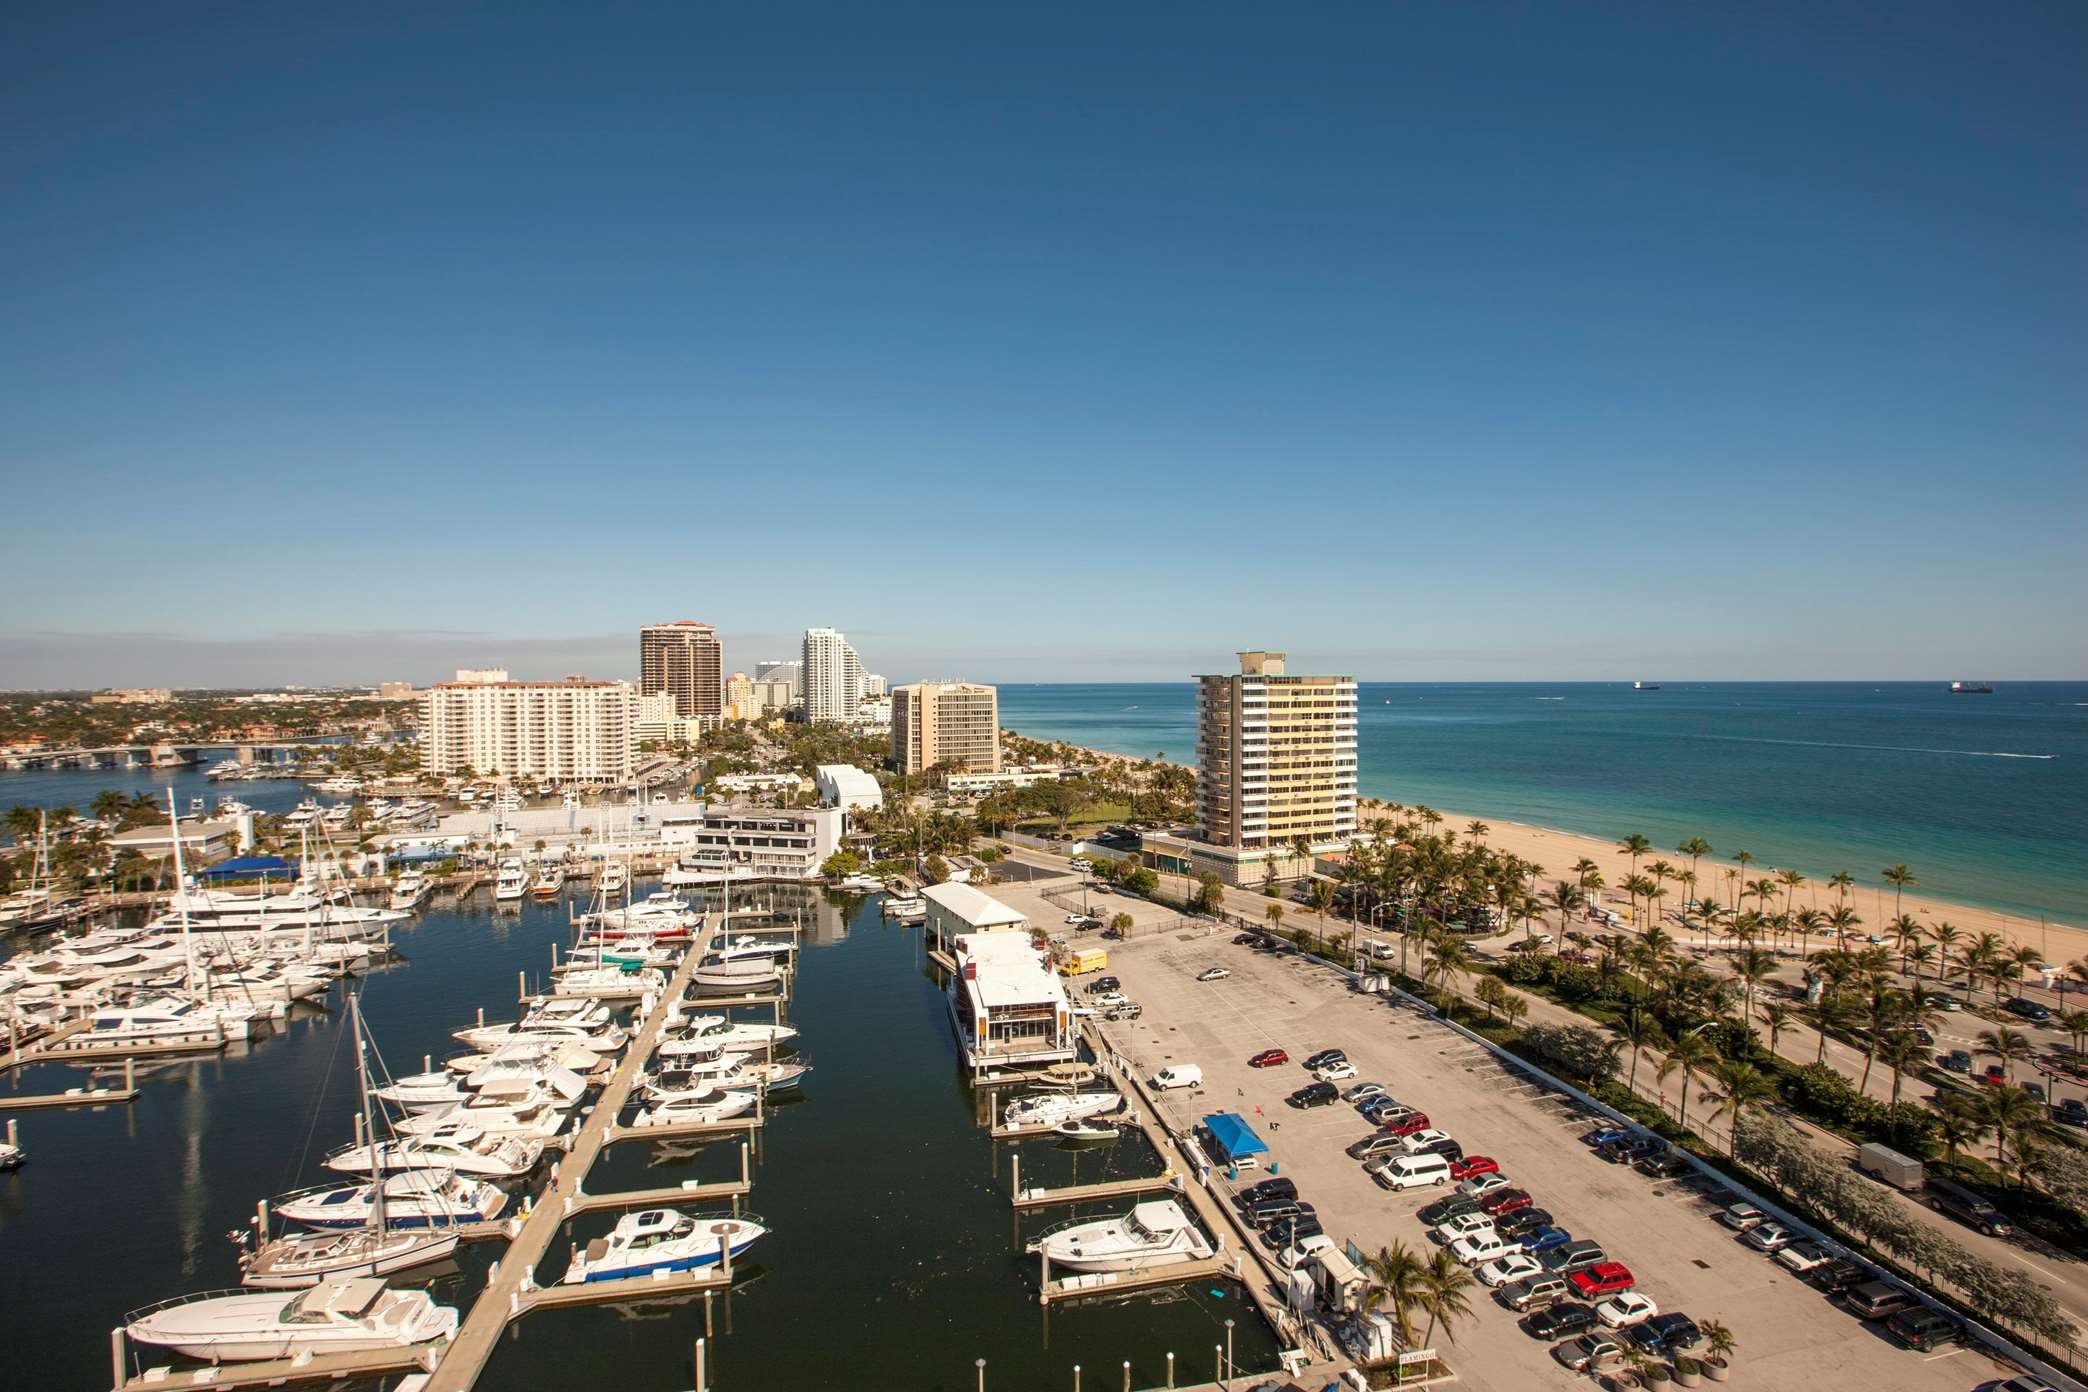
[1200,1111,1270,1161]
[195,855,299,881]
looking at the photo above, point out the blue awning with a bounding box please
[1200,1111,1269,1160]
[195,855,298,880]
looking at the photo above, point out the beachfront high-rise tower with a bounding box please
[802,627,864,722]
[1144,651,1356,886]
[891,681,1002,776]
[640,620,723,721]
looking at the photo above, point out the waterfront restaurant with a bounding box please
[922,880,1027,957]
[945,929,1077,1075]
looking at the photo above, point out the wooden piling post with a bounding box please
[694,1336,707,1392]
[1122,1360,1131,1392]
[1167,1351,1175,1388]
[1012,1150,1020,1200]
[110,1325,127,1390]
[124,1056,135,1092]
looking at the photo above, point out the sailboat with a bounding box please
[240,992,460,1287]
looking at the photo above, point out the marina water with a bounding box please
[999,681,2088,923]
[0,885,1277,1391]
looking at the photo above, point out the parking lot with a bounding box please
[1088,927,2025,1392]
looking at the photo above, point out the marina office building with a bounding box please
[890,681,1003,776]
[654,803,843,880]
[419,670,635,785]
[1142,651,1357,886]
[639,620,724,720]
[926,882,1079,1073]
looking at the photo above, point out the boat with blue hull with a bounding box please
[562,1209,766,1284]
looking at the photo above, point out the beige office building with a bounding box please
[891,681,1003,776]
[421,671,634,784]
[640,620,724,720]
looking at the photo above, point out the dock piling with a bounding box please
[713,1224,735,1285]
[694,1336,707,1392]
[109,1325,126,1392]
[124,1057,135,1092]
[1167,1351,1174,1388]
[1122,1360,1131,1392]
[1011,1150,1020,1199]
[6,1119,17,1150]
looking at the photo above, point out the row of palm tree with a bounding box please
[1359,1240,1475,1349]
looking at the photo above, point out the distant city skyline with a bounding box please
[3,4,2083,687]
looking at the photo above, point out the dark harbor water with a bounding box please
[0,885,1277,1391]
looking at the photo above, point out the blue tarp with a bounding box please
[195,855,298,880]
[1200,1111,1270,1160]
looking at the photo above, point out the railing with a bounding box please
[122,1287,266,1322]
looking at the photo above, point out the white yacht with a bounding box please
[125,1277,457,1361]
[716,1058,811,1093]
[1027,1199,1213,1273]
[1002,1090,1124,1130]
[389,872,432,911]
[692,958,782,996]
[456,1042,600,1090]
[324,1123,543,1179]
[394,1090,573,1143]
[630,1085,758,1127]
[493,859,528,902]
[531,863,563,898]
[275,1169,509,1230]
[659,1019,795,1060]
[580,890,699,938]
[56,995,251,1052]
[884,895,927,923]
[562,1209,765,1285]
[452,1018,628,1055]
[546,964,667,1000]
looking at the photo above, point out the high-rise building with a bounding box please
[639,621,723,720]
[421,671,634,783]
[891,681,1002,776]
[802,627,864,722]
[862,673,886,699]
[754,660,802,701]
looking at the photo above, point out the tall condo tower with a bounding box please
[891,681,1002,775]
[639,620,724,720]
[802,627,863,722]
[1194,650,1356,870]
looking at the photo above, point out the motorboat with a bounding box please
[395,1091,573,1143]
[324,1122,543,1179]
[531,864,563,899]
[630,1085,758,1127]
[562,1209,765,1284]
[692,958,782,996]
[543,964,665,1000]
[1055,1118,1124,1142]
[389,872,432,911]
[125,1277,456,1361]
[56,995,250,1052]
[371,1071,474,1114]
[493,859,528,902]
[563,935,677,970]
[662,1014,796,1050]
[638,1052,753,1096]
[1026,1199,1213,1273]
[884,895,926,922]
[581,890,699,938]
[452,1018,628,1054]
[275,1169,509,1230]
[597,861,630,896]
[0,1137,23,1169]
[715,1058,810,1093]
[1002,1090,1124,1130]
[457,1043,599,1090]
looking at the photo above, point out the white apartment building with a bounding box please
[654,803,842,880]
[802,627,865,722]
[420,670,634,784]
[630,691,678,747]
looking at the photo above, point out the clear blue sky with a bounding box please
[3,2,2082,687]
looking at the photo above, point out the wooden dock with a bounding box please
[1040,1255,1236,1305]
[571,1178,753,1214]
[116,1344,439,1392]
[514,1261,735,1313]
[0,1018,90,1073]
[1013,1174,1182,1211]
[604,1114,763,1146]
[0,1085,137,1110]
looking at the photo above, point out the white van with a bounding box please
[1153,1064,1204,1090]
[1376,1153,1453,1190]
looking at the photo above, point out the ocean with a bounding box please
[996,682,2088,924]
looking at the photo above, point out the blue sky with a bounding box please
[3,2,2083,687]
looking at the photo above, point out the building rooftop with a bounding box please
[954,930,1063,1010]
[925,881,1028,930]
[814,764,880,800]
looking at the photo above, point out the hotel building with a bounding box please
[802,627,865,722]
[640,620,724,720]
[420,669,634,784]
[890,681,1002,776]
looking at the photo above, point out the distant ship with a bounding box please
[1950,681,1994,694]
[1633,681,1661,691]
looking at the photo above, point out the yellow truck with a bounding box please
[1058,948,1109,977]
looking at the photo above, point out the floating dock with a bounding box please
[1040,1255,1236,1305]
[1013,1174,1183,1211]
[0,1085,137,1111]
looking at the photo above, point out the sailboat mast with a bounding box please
[353,991,387,1234]
[166,788,196,993]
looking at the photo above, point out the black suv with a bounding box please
[1288,1082,1340,1108]
[1086,976,1121,994]
[1239,1177,1297,1206]
[1811,1258,1869,1293]
[2005,996,2053,1023]
[1302,1049,1347,1070]
[1524,1302,1597,1340]
[1247,1198,1315,1229]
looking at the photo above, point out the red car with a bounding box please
[1477,1187,1532,1216]
[1381,1111,1432,1137]
[1248,1048,1290,1068]
[1449,1156,1498,1181]
[1568,1262,1636,1299]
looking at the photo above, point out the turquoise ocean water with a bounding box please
[996,682,2088,924]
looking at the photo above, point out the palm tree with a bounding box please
[1729,947,1775,1024]
[1424,932,1472,1002]
[2059,1009,2088,1060]
[1760,1003,1794,1060]
[1930,922,1964,984]
[1980,1086,2046,1173]
[1547,881,1586,942]
[1657,1027,1718,1130]
[1466,820,1489,844]
[1978,1026,2034,1085]
[1877,1030,1928,1115]
[1677,836,1712,901]
[1617,834,1652,884]
[1415,1246,1477,1347]
[1729,850,1756,910]
[1617,1008,1666,1095]
[1361,1241,1427,1346]
[1265,903,1285,936]
[1621,874,1655,933]
[1571,858,1600,891]
[1707,1061,1775,1156]
[1881,864,1917,921]
[1934,1094,1991,1159]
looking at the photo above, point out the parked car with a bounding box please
[1567,1263,1636,1299]
[1477,1253,1544,1288]
[1359,1095,1405,1122]
[2056,1098,2088,1128]
[1382,1111,1433,1136]
[1347,1132,1410,1161]
[1638,1152,1691,1180]
[1810,1258,1870,1293]
[1523,1301,1598,1340]
[1449,1233,1517,1266]
[1990,1378,2063,1392]
[1941,1048,1974,1072]
[2005,997,2054,1023]
[1265,1215,1323,1249]
[1844,1280,1917,1320]
[1502,1273,1571,1311]
[1196,967,1230,982]
[1400,1128,1455,1155]
[1231,933,1260,946]
[1408,1134,1464,1161]
[1417,1195,1482,1227]
[1277,1233,1335,1270]
[1542,1240,1608,1275]
[1626,1313,1702,1354]
[1583,1126,1631,1148]
[1302,1048,1347,1070]
[1247,1198,1316,1229]
[1478,1188,1533,1217]
[1341,1081,1388,1103]
[1314,1060,1358,1082]
[1595,1138,1635,1164]
[1449,1155,1499,1182]
[1288,1082,1340,1108]
[1103,1002,1143,1021]
[1742,1221,1798,1253]
[1596,1292,1657,1328]
[1085,976,1122,994]
[1717,1202,1767,1231]
[1774,1241,1835,1274]
[1883,1307,1963,1350]
[1248,1047,1290,1068]
[1553,1332,1625,1373]
[1239,1177,1297,1206]
[1497,1208,1556,1239]
[1520,1226,1573,1255]
[1458,1172,1510,1199]
[1626,1138,1666,1164]
[1434,1212,1497,1244]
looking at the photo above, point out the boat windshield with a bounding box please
[1124,1213,1156,1242]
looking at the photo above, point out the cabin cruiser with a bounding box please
[562,1209,765,1284]
[563,935,677,970]
[1002,1090,1124,1130]
[544,964,666,1000]
[389,871,432,911]
[324,1123,543,1179]
[239,1226,459,1290]
[455,1042,601,1090]
[452,1017,628,1055]
[1026,1200,1213,1273]
[630,1085,758,1127]
[58,995,256,1050]
[658,1019,795,1060]
[714,1058,811,1093]
[531,863,563,898]
[124,1277,457,1361]
[692,957,782,995]
[597,861,629,896]
[153,886,405,933]
[493,859,528,902]
[580,891,699,939]
[394,1090,573,1144]
[275,1169,509,1230]
[282,799,324,828]
[884,895,927,923]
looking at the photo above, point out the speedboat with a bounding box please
[692,958,782,996]
[1026,1199,1212,1273]
[493,859,528,902]
[542,964,664,1000]
[1002,1090,1124,1130]
[275,1170,508,1230]
[125,1277,457,1361]
[562,1209,765,1284]
[531,864,563,898]
[389,872,432,911]
[452,1018,628,1054]
[715,1058,810,1093]
[239,1227,459,1290]
[630,1086,758,1127]
[1056,1118,1124,1142]
[324,1122,543,1179]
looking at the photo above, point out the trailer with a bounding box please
[1856,1142,1924,1190]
